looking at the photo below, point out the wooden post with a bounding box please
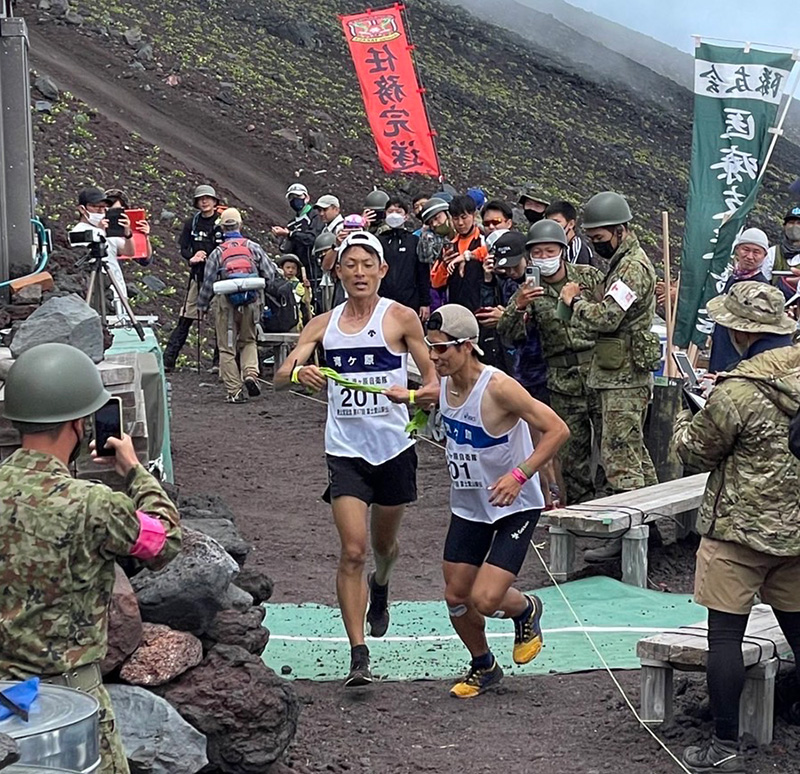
[621,524,649,587]
[740,658,778,745]
[548,525,575,583]
[640,660,674,725]
[662,212,676,377]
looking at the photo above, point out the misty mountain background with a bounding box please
[446,0,800,145]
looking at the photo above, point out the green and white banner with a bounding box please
[675,43,796,347]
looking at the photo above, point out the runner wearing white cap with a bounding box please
[275,231,439,687]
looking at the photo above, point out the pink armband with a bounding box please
[130,511,167,560]
[510,468,528,486]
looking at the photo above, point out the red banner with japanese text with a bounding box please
[341,5,440,177]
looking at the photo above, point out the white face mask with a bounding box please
[385,212,406,229]
[532,254,562,277]
[87,211,105,228]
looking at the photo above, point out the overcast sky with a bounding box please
[568,0,800,54]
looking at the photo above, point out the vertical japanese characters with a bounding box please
[674,43,796,348]
[341,6,440,177]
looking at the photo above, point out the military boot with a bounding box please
[682,735,745,773]
[163,317,194,372]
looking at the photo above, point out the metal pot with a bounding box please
[0,682,99,774]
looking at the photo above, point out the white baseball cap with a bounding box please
[337,230,385,263]
[314,194,340,209]
[286,183,309,199]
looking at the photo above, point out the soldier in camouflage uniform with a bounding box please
[0,344,182,774]
[559,192,659,560]
[498,219,605,503]
[673,282,800,774]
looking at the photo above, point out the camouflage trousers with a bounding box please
[599,386,658,494]
[550,388,604,504]
[92,683,130,774]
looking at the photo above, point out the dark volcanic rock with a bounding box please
[34,75,59,101]
[164,645,298,774]
[177,493,236,522]
[235,564,273,604]
[204,607,269,655]
[101,564,143,675]
[107,684,208,774]
[181,517,251,565]
[131,528,238,636]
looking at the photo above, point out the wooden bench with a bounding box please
[256,330,300,373]
[541,473,709,587]
[637,605,794,745]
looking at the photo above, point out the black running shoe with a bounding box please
[244,376,261,397]
[366,572,390,637]
[681,735,744,773]
[344,645,373,688]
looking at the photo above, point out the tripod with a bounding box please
[80,250,145,341]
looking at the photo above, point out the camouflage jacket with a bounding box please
[571,232,657,390]
[498,262,604,395]
[673,343,800,556]
[0,450,181,679]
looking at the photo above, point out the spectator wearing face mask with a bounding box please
[762,206,800,286]
[378,198,430,322]
[271,183,324,292]
[418,197,454,311]
[518,188,550,226]
[544,200,598,269]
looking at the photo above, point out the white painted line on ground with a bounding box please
[268,626,670,644]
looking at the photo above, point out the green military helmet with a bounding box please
[526,219,568,249]
[364,189,390,211]
[581,191,633,229]
[3,343,111,426]
[313,231,336,255]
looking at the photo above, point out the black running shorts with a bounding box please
[443,509,540,575]
[323,445,418,507]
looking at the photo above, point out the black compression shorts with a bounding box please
[323,445,418,507]
[443,509,540,575]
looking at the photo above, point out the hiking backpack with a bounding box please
[261,277,300,333]
[217,239,259,306]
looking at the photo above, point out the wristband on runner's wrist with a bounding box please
[518,461,534,478]
[290,365,303,384]
[408,389,416,405]
[510,468,528,486]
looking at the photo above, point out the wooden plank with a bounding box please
[541,473,709,533]
[637,605,792,669]
[256,332,300,344]
[548,526,575,582]
[740,658,778,745]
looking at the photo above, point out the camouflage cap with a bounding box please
[707,281,796,335]
[518,187,550,207]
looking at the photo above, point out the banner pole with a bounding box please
[661,211,676,377]
[756,59,800,185]
[398,3,444,181]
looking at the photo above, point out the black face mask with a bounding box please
[289,197,305,213]
[524,209,544,224]
[594,240,617,260]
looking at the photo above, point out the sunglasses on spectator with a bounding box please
[424,336,467,353]
[483,219,505,227]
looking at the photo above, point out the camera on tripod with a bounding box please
[68,228,108,264]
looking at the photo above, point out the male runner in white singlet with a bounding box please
[275,231,438,686]
[394,304,569,697]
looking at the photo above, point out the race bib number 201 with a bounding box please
[333,385,390,418]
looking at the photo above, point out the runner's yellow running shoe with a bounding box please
[512,594,544,665]
[449,657,503,699]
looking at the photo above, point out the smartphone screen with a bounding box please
[673,352,698,387]
[94,397,123,457]
[106,207,125,237]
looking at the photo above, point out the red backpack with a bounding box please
[219,238,257,279]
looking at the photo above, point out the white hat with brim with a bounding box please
[707,281,795,335]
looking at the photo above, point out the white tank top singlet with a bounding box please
[440,366,544,524]
[322,297,413,465]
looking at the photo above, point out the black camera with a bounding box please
[69,228,108,263]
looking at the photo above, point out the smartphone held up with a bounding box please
[93,397,123,456]
[525,264,541,287]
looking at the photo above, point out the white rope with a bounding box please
[529,539,693,774]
